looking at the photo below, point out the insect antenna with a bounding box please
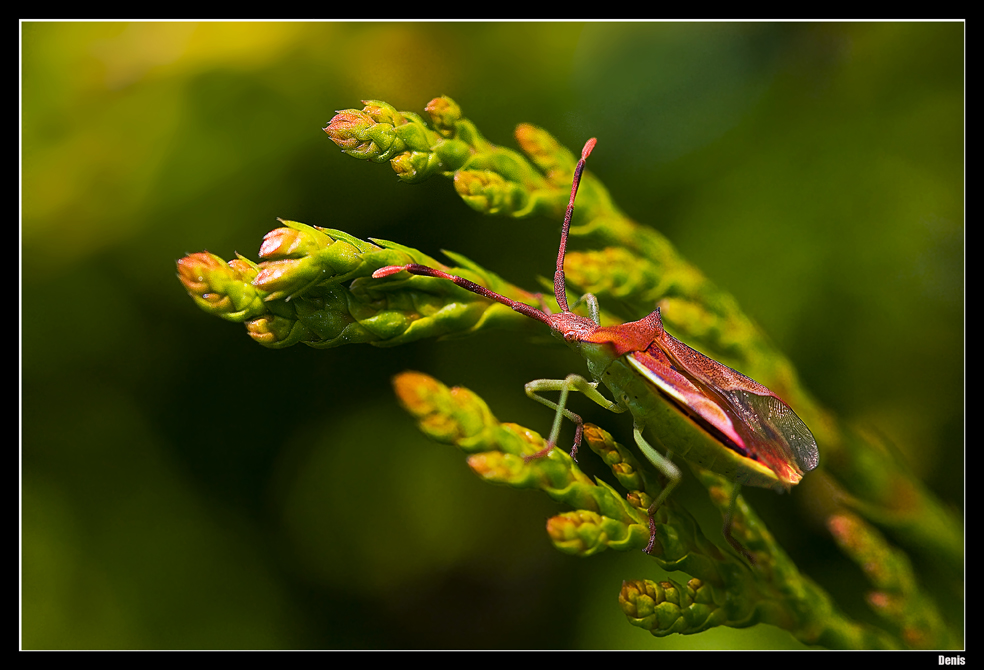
[553,138,596,313]
[372,137,598,327]
[372,261,552,326]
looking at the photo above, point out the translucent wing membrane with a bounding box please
[727,390,820,474]
[628,325,819,487]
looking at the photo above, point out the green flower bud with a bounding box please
[626,491,653,511]
[424,96,462,138]
[391,150,438,183]
[176,251,228,296]
[546,510,613,556]
[453,169,527,216]
[392,372,494,448]
[245,313,311,348]
[618,578,719,637]
[514,122,576,186]
[176,252,266,321]
[258,225,328,259]
[467,451,528,484]
[324,110,374,151]
[360,99,405,126]
[251,231,369,302]
[583,424,645,492]
[324,110,405,162]
[251,258,308,297]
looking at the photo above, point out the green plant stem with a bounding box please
[178,95,963,648]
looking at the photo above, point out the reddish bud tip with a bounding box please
[258,227,304,259]
[324,110,373,151]
[176,252,226,293]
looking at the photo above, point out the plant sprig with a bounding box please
[393,371,899,648]
[323,97,962,586]
[178,95,963,648]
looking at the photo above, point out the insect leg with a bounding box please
[630,424,682,554]
[525,374,626,460]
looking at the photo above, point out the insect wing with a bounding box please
[627,347,747,452]
[629,332,819,483]
[718,385,820,474]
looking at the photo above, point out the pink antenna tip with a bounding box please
[581,138,597,160]
[372,265,409,279]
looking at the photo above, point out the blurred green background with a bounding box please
[21,22,963,649]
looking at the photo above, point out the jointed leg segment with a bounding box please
[524,374,625,460]
[626,424,683,553]
[523,376,684,555]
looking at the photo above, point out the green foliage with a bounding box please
[22,22,963,651]
[178,97,963,649]
[394,371,901,647]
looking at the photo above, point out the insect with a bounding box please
[373,138,819,557]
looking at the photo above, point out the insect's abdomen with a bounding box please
[600,358,789,491]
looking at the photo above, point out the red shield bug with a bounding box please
[373,138,819,557]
